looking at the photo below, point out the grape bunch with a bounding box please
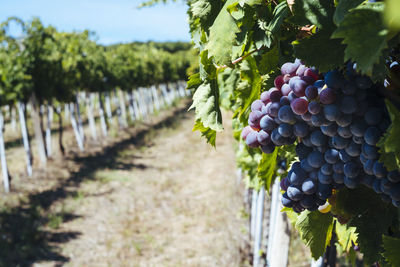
[241,59,400,212]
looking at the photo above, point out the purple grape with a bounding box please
[320,88,336,104]
[269,88,283,102]
[318,169,333,184]
[245,131,259,148]
[302,179,317,194]
[310,129,327,147]
[288,91,298,102]
[364,107,383,126]
[280,96,290,106]
[278,105,296,124]
[307,151,324,168]
[344,161,361,178]
[361,143,379,160]
[287,185,304,201]
[364,127,381,146]
[282,192,294,207]
[344,176,360,189]
[291,78,308,97]
[301,112,312,122]
[324,149,339,164]
[308,101,321,114]
[325,70,345,89]
[260,91,270,103]
[340,96,357,114]
[373,161,387,178]
[321,124,337,137]
[345,141,361,157]
[291,98,309,115]
[355,75,372,89]
[363,159,374,175]
[350,119,368,137]
[305,85,318,99]
[268,102,281,117]
[296,143,313,159]
[271,129,285,146]
[257,130,271,145]
[293,122,309,137]
[261,143,276,154]
[281,84,291,96]
[324,104,341,121]
[281,62,298,75]
[342,81,357,95]
[336,114,352,127]
[296,64,306,76]
[304,68,319,81]
[337,126,352,138]
[388,171,400,183]
[260,115,276,133]
[331,135,350,150]
[251,100,264,112]
[278,123,293,137]
[241,126,253,140]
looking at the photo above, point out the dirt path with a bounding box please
[0,101,247,267]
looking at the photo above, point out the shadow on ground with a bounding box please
[0,102,191,266]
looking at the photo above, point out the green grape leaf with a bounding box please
[236,142,262,187]
[205,0,240,65]
[295,211,334,259]
[383,235,400,267]
[293,30,345,72]
[335,222,358,253]
[266,1,289,33]
[333,0,364,25]
[257,1,289,49]
[384,0,400,31]
[192,119,217,147]
[378,100,400,171]
[233,56,262,124]
[239,0,263,6]
[199,50,217,80]
[331,4,388,75]
[218,68,240,110]
[190,0,223,30]
[187,72,202,90]
[257,147,278,192]
[257,45,279,76]
[335,187,397,264]
[291,0,335,29]
[189,79,223,132]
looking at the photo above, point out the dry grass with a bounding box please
[0,100,248,267]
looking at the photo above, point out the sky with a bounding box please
[0,0,191,45]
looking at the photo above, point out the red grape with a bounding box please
[269,88,282,102]
[274,75,285,90]
[291,98,309,115]
[304,68,319,81]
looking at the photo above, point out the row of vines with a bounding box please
[0,17,196,191]
[146,0,400,265]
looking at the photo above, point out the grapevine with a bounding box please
[171,0,400,264]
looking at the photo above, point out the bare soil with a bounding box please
[0,100,248,267]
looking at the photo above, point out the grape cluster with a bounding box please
[241,59,400,212]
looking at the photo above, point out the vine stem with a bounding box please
[217,49,259,71]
